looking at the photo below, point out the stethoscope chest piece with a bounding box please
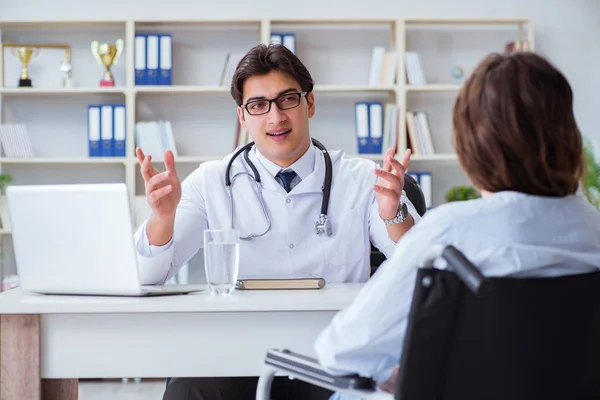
[315,214,332,236]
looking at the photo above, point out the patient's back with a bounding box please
[420,191,600,278]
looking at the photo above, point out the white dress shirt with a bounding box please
[315,191,600,385]
[257,143,313,191]
[134,142,421,285]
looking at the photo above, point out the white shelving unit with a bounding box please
[0,17,534,281]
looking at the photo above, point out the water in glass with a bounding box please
[203,230,239,295]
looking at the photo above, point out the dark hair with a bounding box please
[230,43,314,106]
[452,51,584,197]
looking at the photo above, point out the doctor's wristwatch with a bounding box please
[382,201,409,225]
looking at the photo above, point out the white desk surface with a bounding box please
[0,283,366,378]
[0,283,365,314]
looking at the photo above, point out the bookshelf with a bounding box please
[0,17,534,282]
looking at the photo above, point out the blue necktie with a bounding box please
[277,170,297,193]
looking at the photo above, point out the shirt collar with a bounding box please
[254,143,315,180]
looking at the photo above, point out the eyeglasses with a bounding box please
[242,92,308,116]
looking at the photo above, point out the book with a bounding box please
[235,277,326,290]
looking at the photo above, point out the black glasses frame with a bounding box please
[241,92,308,116]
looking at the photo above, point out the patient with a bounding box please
[314,50,600,396]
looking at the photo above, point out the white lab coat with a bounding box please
[134,144,421,285]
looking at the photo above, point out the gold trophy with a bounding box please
[11,47,40,87]
[91,39,124,87]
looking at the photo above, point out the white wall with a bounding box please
[1,0,598,151]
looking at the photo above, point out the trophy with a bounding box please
[11,47,40,87]
[505,40,530,53]
[59,60,73,88]
[91,39,124,87]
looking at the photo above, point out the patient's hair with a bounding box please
[230,43,314,106]
[452,51,584,196]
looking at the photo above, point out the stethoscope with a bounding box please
[225,138,333,240]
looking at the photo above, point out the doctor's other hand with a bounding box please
[136,147,182,222]
[374,148,411,220]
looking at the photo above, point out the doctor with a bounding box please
[134,42,420,400]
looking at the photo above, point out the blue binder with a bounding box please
[87,105,101,157]
[134,34,147,85]
[355,102,370,154]
[146,34,159,85]
[368,102,383,154]
[100,105,113,157]
[159,34,172,85]
[112,104,126,157]
[270,33,283,45]
[282,33,296,54]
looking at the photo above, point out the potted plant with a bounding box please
[582,139,600,210]
[445,185,481,202]
[0,174,12,194]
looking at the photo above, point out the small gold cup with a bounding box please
[11,47,40,87]
[91,39,124,87]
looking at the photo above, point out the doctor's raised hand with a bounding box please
[136,147,182,246]
[374,147,414,241]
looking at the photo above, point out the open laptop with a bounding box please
[6,183,202,297]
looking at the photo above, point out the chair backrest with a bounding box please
[402,174,427,217]
[395,253,600,400]
[370,174,427,275]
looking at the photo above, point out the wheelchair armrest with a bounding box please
[257,349,394,400]
[266,349,376,390]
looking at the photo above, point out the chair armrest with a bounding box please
[256,349,386,400]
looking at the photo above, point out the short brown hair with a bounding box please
[452,51,584,196]
[230,43,314,106]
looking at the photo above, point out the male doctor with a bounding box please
[134,43,420,400]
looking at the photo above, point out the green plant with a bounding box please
[445,185,481,202]
[0,174,11,195]
[582,139,600,210]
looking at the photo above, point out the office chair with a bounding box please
[400,174,427,217]
[256,245,600,400]
[370,174,427,275]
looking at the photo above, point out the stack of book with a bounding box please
[405,51,426,85]
[220,53,246,86]
[0,124,34,158]
[135,120,178,161]
[406,111,435,155]
[368,46,398,86]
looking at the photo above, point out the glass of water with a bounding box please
[203,229,240,295]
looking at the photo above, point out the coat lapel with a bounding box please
[290,147,328,196]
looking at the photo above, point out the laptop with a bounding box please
[6,183,202,297]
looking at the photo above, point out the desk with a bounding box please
[0,283,363,400]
